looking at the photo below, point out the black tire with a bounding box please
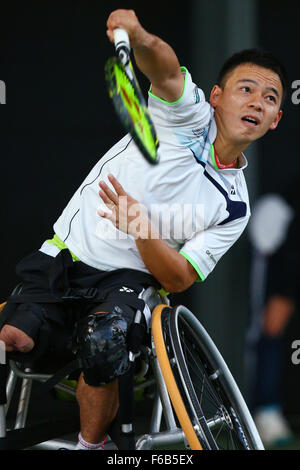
[162,305,264,450]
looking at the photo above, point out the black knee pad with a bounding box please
[73,305,130,386]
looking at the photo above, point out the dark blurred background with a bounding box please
[0,0,300,447]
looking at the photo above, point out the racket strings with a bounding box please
[105,57,159,164]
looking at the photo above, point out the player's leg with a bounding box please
[0,302,44,353]
[76,373,118,445]
[0,324,34,353]
[74,298,147,449]
[75,305,121,445]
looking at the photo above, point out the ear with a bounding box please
[269,109,283,131]
[209,85,223,108]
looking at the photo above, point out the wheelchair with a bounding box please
[0,286,264,450]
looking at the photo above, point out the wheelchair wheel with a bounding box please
[151,305,264,450]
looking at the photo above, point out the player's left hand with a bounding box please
[98,174,150,239]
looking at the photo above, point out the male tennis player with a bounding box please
[0,9,286,450]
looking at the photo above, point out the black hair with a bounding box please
[217,48,288,106]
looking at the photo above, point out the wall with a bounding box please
[0,1,191,298]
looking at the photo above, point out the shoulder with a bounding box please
[148,67,211,128]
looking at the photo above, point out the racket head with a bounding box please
[105,56,159,165]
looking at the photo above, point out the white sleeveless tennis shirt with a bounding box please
[44,68,250,282]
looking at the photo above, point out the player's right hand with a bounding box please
[106,9,147,48]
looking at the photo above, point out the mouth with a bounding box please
[241,115,261,127]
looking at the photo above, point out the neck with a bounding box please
[213,134,248,167]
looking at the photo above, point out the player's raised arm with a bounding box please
[106,9,184,102]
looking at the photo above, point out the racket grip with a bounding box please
[114,28,130,64]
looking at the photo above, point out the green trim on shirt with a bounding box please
[210,144,219,171]
[180,251,205,283]
[148,66,188,105]
[46,234,81,262]
[210,143,242,170]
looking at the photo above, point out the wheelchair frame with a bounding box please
[0,287,186,450]
[0,286,263,450]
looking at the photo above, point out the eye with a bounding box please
[266,95,276,103]
[241,86,251,93]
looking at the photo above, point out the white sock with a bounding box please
[75,432,107,450]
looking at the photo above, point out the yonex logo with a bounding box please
[0,80,6,104]
[119,286,134,293]
[230,185,236,195]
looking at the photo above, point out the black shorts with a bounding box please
[0,249,159,366]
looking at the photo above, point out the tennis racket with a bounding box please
[105,28,160,165]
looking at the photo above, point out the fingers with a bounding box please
[106,29,114,43]
[98,189,114,213]
[106,9,141,47]
[99,184,117,206]
[98,175,138,237]
[99,174,126,202]
[107,173,126,195]
[106,9,136,32]
[97,194,116,223]
[98,174,126,221]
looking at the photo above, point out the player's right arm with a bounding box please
[106,9,184,103]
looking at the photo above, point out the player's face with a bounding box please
[209,64,283,146]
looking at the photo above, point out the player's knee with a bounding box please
[0,324,35,353]
[73,306,130,387]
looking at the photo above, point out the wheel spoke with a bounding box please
[159,308,256,450]
[180,332,223,410]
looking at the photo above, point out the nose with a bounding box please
[248,92,263,111]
